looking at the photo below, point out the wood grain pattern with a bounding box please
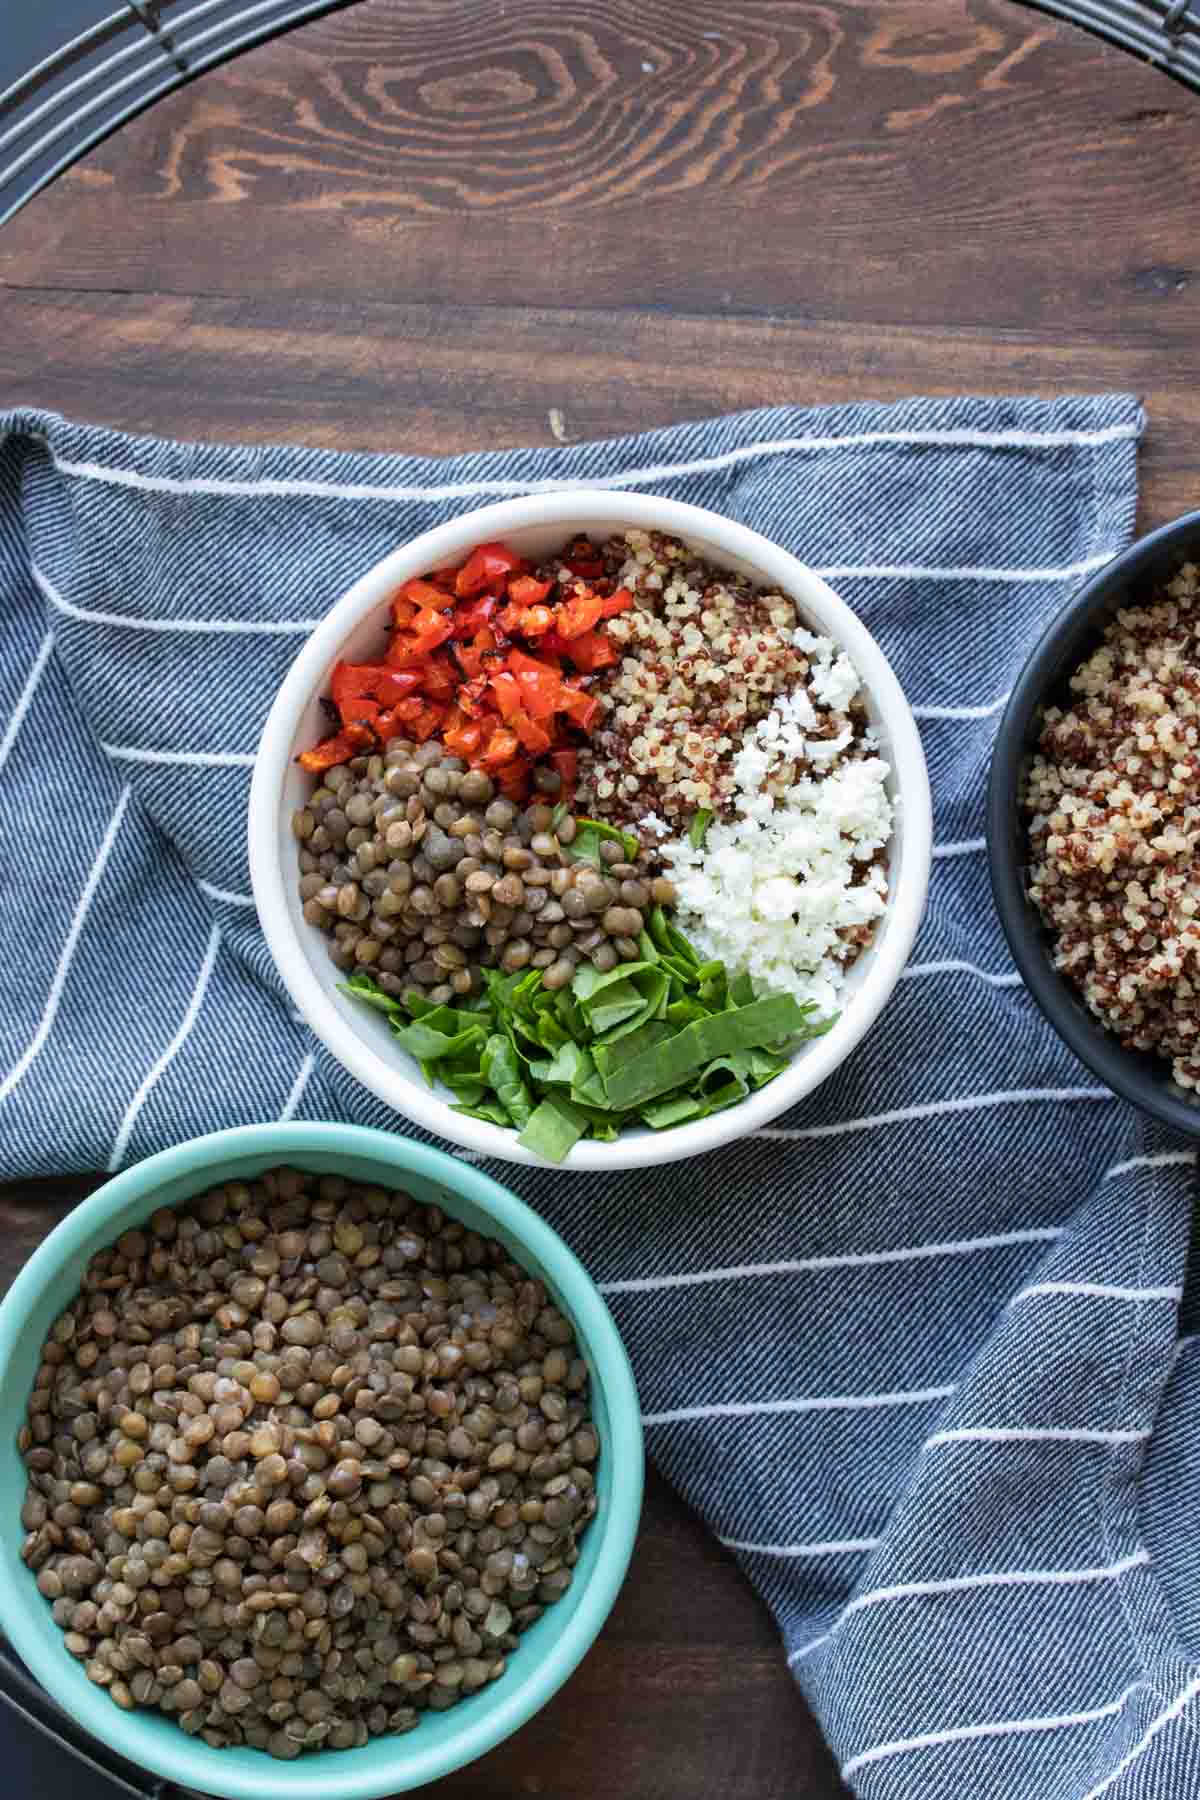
[1,2,1198,1794]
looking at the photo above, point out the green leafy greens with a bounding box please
[339,916,833,1163]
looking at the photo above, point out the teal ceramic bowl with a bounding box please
[0,1123,642,1799]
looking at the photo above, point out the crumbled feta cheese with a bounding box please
[661,671,893,1017]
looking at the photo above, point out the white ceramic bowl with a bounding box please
[249,491,932,1170]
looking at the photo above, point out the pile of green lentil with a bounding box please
[19,1168,598,1758]
[293,740,675,998]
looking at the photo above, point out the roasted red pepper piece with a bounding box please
[480,726,521,768]
[566,629,618,672]
[549,749,578,795]
[296,722,374,773]
[556,590,605,639]
[417,651,459,701]
[496,758,532,803]
[508,648,562,719]
[508,574,553,608]
[450,595,499,638]
[456,541,525,599]
[559,685,601,731]
[442,709,485,756]
[510,707,553,755]
[331,661,425,721]
[600,586,634,618]
[387,614,455,665]
[397,578,452,612]
[408,703,445,743]
[497,602,555,638]
[489,670,522,721]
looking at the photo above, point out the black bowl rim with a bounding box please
[986,508,1200,1141]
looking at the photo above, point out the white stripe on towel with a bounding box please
[278,1052,316,1123]
[901,959,1021,988]
[198,880,256,908]
[912,693,1011,720]
[643,1384,954,1428]
[43,422,1138,508]
[1077,1673,1200,1800]
[0,787,131,1107]
[817,552,1115,584]
[753,1087,1112,1143]
[928,1425,1150,1450]
[842,1680,1147,1779]
[1103,1150,1197,1180]
[101,742,255,769]
[722,1535,881,1559]
[842,1548,1149,1623]
[0,630,54,777]
[932,837,987,859]
[600,1226,1062,1297]
[33,563,319,635]
[1013,1281,1182,1306]
[106,923,222,1171]
[787,1552,1149,1665]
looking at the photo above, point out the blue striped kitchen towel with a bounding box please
[3,395,1198,1799]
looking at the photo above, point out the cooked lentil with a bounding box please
[19,1168,599,1756]
[296,745,674,995]
[574,529,819,834]
[1023,561,1200,1086]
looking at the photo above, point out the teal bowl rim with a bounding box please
[0,1123,644,1799]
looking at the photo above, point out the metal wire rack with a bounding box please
[0,0,359,229]
[0,0,1197,231]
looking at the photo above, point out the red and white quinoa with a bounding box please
[1023,562,1200,1087]
[575,530,819,834]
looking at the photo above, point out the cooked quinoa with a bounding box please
[1023,562,1200,1088]
[575,530,819,834]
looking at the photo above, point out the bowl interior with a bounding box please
[261,504,927,1167]
[0,1127,641,1799]
[988,512,1200,1136]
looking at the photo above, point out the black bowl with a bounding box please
[987,508,1200,1138]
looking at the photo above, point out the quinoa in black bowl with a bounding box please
[987,508,1200,1137]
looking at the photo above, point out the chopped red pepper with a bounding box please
[497,602,555,638]
[397,578,453,612]
[416,652,459,701]
[489,670,522,721]
[510,707,553,755]
[296,721,374,773]
[508,648,563,719]
[496,759,532,803]
[559,685,600,731]
[442,710,485,756]
[566,629,618,672]
[456,542,525,599]
[549,749,578,795]
[480,726,521,768]
[306,536,625,784]
[556,590,605,639]
[449,595,498,638]
[508,574,553,608]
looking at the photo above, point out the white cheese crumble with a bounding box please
[660,636,893,1017]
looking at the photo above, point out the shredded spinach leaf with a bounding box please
[339,928,835,1162]
[518,1095,590,1160]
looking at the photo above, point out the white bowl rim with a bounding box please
[248,490,933,1170]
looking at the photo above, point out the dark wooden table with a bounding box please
[2,3,1198,1794]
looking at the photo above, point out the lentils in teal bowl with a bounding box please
[0,1123,642,1799]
